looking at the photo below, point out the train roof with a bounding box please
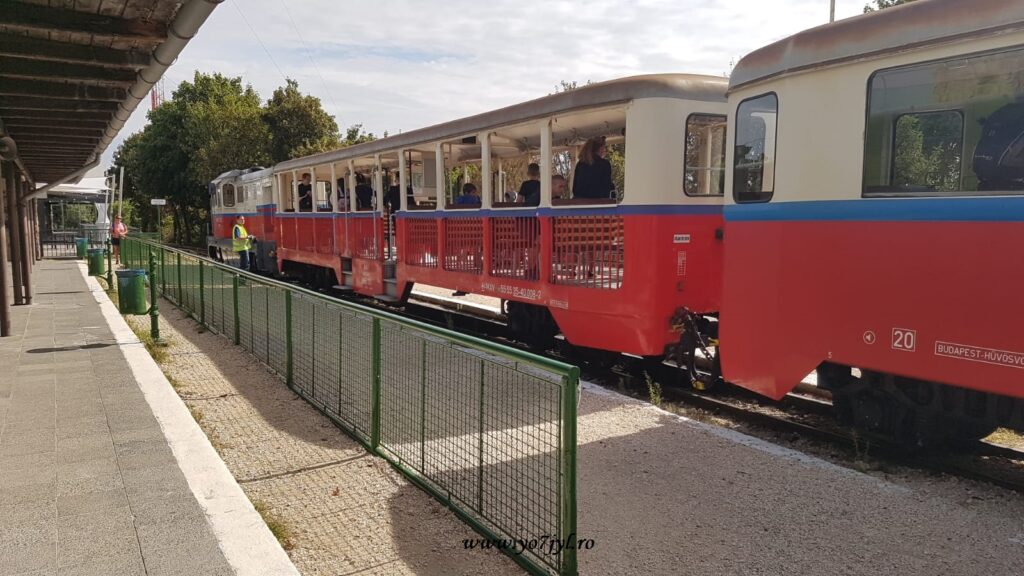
[729,0,1024,91]
[211,166,271,184]
[275,73,727,173]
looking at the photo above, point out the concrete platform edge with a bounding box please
[80,263,301,576]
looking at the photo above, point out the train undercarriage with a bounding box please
[817,363,1024,447]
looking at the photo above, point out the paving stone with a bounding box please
[56,508,138,568]
[56,487,129,518]
[0,540,57,575]
[55,434,114,465]
[0,481,56,509]
[0,460,57,490]
[55,552,145,576]
[136,536,233,576]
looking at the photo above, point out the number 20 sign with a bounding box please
[892,328,917,352]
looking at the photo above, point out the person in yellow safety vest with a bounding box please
[232,215,255,271]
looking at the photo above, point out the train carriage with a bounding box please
[721,0,1024,443]
[259,74,729,357]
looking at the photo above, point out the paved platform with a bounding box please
[0,260,296,576]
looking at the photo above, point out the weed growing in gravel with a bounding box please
[645,372,662,407]
[851,433,881,473]
[188,405,205,424]
[252,499,295,550]
[130,323,169,363]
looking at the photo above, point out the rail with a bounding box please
[120,236,580,576]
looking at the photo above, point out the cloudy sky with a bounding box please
[96,0,866,172]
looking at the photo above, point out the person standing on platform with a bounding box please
[232,215,255,271]
[111,216,128,264]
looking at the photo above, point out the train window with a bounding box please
[864,47,1024,195]
[222,183,236,207]
[685,114,727,196]
[733,93,778,203]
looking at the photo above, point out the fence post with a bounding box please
[105,237,113,288]
[160,249,166,294]
[233,274,240,345]
[285,291,293,387]
[199,260,205,327]
[148,249,162,343]
[370,317,381,451]
[477,359,485,514]
[176,252,182,304]
[560,368,580,576]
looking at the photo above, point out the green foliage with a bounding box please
[108,72,346,247]
[892,113,962,192]
[52,203,97,230]
[863,0,916,13]
[341,123,377,146]
[264,79,340,162]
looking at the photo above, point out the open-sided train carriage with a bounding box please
[216,74,730,358]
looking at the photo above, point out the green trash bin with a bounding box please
[87,248,106,276]
[115,269,148,315]
[74,237,88,258]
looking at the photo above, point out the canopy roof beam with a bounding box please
[0,78,128,102]
[0,3,166,42]
[0,32,152,69]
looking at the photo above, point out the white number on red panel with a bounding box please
[892,328,917,352]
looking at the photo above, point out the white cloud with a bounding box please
[102,0,866,167]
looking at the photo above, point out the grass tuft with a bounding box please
[187,405,205,424]
[644,371,662,407]
[129,323,169,363]
[252,499,295,550]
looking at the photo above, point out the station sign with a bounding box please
[150,198,167,206]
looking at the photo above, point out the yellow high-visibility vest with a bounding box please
[232,223,251,252]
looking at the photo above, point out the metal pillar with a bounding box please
[5,163,23,305]
[33,200,41,261]
[18,178,32,304]
[0,163,10,336]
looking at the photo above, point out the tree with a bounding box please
[264,79,340,162]
[340,124,377,147]
[864,0,916,13]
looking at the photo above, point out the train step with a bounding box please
[331,284,353,291]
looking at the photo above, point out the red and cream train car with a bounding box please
[212,74,729,358]
[721,0,1024,442]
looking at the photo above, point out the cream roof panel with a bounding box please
[275,74,727,173]
[729,0,1024,91]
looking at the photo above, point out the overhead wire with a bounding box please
[277,0,343,115]
[230,0,288,85]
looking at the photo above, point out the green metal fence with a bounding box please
[121,237,580,576]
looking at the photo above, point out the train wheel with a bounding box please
[821,365,999,448]
[506,301,557,351]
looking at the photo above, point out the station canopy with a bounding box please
[0,0,218,187]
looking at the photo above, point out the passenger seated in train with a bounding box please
[518,163,541,206]
[355,174,374,210]
[572,136,614,199]
[552,174,567,200]
[298,173,313,211]
[455,183,481,205]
